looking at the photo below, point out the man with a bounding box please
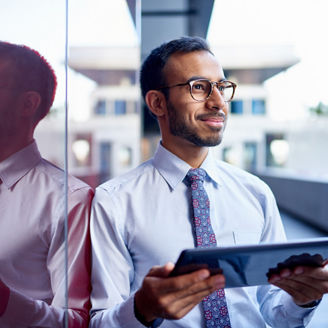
[0,41,93,327]
[90,37,328,327]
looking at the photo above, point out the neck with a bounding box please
[161,138,209,168]
[0,137,33,162]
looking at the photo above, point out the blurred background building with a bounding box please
[30,1,328,233]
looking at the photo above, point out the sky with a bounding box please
[0,0,327,121]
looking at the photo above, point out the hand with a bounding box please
[134,262,225,323]
[268,261,328,306]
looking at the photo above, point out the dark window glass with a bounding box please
[114,100,126,115]
[252,99,266,115]
[230,100,243,114]
[99,142,112,183]
[95,100,107,115]
[244,142,257,172]
[265,133,289,167]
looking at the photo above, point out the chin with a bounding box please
[188,134,223,147]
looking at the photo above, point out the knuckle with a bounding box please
[159,303,174,319]
[298,296,308,304]
[164,305,183,320]
[323,284,328,293]
[315,293,323,300]
[170,312,182,320]
[174,278,186,290]
[156,296,167,309]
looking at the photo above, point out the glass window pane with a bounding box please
[0,1,71,326]
[252,99,266,115]
[114,100,127,115]
[95,100,107,115]
[230,100,243,114]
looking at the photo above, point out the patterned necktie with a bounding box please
[186,168,231,328]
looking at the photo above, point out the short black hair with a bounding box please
[140,36,213,100]
[0,41,57,123]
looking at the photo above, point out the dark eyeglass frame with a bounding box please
[157,78,237,102]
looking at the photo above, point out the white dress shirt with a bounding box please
[0,141,93,327]
[90,143,315,328]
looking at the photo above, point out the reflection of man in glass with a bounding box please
[90,37,328,327]
[0,42,93,327]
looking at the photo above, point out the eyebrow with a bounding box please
[187,76,227,83]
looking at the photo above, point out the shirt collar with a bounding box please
[153,142,222,190]
[0,141,41,189]
[200,149,222,186]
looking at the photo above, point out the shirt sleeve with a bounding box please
[0,186,94,328]
[90,187,146,328]
[256,182,317,327]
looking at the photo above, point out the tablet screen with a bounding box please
[170,238,328,288]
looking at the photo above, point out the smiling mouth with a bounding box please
[198,112,226,126]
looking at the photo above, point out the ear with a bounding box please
[20,91,41,117]
[145,90,167,118]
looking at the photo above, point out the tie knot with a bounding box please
[186,168,206,185]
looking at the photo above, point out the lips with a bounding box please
[198,111,226,122]
[198,112,226,127]
[202,117,224,123]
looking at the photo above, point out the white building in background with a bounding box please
[210,43,300,172]
[36,46,141,188]
[68,46,141,186]
[284,117,328,178]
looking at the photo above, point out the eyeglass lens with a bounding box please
[190,80,234,102]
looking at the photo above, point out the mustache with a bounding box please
[197,111,226,121]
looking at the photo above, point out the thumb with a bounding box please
[148,262,175,277]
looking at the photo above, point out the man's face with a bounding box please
[0,60,22,139]
[162,50,229,148]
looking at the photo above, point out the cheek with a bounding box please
[184,103,202,119]
[167,96,202,123]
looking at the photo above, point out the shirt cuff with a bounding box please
[282,293,317,326]
[298,299,321,308]
[133,296,163,327]
[115,294,154,328]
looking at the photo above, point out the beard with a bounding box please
[166,101,225,147]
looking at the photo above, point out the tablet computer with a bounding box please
[170,238,328,288]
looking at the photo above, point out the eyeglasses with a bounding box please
[158,79,237,102]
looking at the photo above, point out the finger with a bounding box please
[172,273,225,299]
[153,269,212,295]
[269,265,328,285]
[292,265,328,281]
[141,267,213,305]
[159,277,225,320]
[272,280,313,305]
[268,268,292,284]
[162,274,225,311]
[162,290,212,320]
[288,266,328,293]
[274,268,293,280]
[291,274,328,297]
[272,271,323,294]
[138,271,225,321]
[272,278,323,305]
[148,262,175,277]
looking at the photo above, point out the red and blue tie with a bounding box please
[186,168,231,328]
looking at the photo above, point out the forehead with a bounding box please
[163,50,225,83]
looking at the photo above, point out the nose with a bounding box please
[205,84,226,111]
